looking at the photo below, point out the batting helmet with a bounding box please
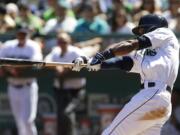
[132,14,168,35]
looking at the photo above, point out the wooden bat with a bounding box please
[0,58,87,68]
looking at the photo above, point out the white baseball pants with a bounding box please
[102,83,172,135]
[8,81,38,135]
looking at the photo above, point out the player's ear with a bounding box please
[138,28,145,36]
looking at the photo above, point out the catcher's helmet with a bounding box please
[132,14,168,35]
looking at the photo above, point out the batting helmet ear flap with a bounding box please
[159,16,168,28]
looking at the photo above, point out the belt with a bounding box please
[10,82,32,89]
[140,82,171,93]
[54,86,85,91]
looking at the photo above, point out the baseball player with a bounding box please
[72,14,179,135]
[0,28,43,135]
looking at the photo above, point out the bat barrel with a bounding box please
[45,61,87,68]
[0,58,45,67]
[0,58,87,68]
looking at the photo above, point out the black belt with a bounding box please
[10,82,32,89]
[140,82,171,93]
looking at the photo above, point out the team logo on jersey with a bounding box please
[144,49,157,56]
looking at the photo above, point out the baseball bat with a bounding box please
[0,58,87,68]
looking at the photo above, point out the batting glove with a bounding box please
[87,58,101,71]
[72,56,88,72]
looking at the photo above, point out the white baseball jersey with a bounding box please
[130,28,179,88]
[0,39,43,84]
[0,39,43,135]
[45,45,86,89]
[102,28,179,135]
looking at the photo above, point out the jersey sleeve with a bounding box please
[31,41,43,61]
[0,41,11,57]
[129,50,144,73]
[143,28,171,49]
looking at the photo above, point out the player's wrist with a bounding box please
[87,58,101,71]
[90,49,115,65]
[101,49,115,60]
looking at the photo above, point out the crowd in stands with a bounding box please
[0,0,180,55]
[0,0,180,38]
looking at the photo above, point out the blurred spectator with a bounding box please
[16,3,44,33]
[174,14,180,33]
[111,0,133,13]
[92,0,112,14]
[42,1,77,52]
[71,0,87,19]
[90,0,107,21]
[107,0,134,30]
[0,4,16,33]
[41,1,77,34]
[133,0,162,25]
[160,0,169,11]
[111,9,135,34]
[6,3,19,21]
[140,0,161,14]
[45,31,87,135]
[73,4,110,39]
[42,0,57,21]
[126,0,142,8]
[163,0,180,31]
[68,0,84,10]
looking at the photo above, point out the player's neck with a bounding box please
[18,43,25,47]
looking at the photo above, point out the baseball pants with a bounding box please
[8,81,38,135]
[102,83,172,135]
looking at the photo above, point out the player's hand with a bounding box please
[5,67,20,77]
[87,58,101,71]
[72,56,88,72]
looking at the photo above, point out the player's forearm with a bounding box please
[88,39,139,66]
[110,39,139,56]
[101,57,133,71]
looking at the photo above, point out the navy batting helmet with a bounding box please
[132,14,168,35]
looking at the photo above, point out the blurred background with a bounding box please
[0,0,180,135]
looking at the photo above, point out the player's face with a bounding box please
[17,32,27,45]
[57,38,68,52]
[115,12,126,27]
[55,6,66,17]
[82,10,94,21]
